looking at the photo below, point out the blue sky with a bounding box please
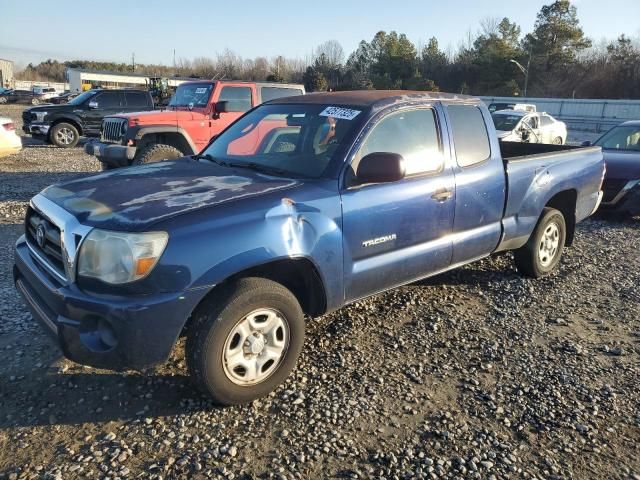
[1,0,638,67]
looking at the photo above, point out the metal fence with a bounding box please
[480,96,640,133]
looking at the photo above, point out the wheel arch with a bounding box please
[545,189,577,246]
[182,256,328,335]
[50,117,83,136]
[136,126,197,155]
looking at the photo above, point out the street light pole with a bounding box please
[510,46,532,97]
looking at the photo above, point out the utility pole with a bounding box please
[132,52,136,72]
[510,46,532,97]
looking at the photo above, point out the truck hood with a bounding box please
[39,159,299,231]
[602,150,640,180]
[110,108,200,126]
[25,103,75,114]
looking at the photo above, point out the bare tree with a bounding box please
[314,40,345,66]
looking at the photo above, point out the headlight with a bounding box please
[34,111,48,122]
[77,229,168,284]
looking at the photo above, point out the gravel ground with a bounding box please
[0,104,639,480]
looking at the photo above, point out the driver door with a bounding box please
[341,106,455,301]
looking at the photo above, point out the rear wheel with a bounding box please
[132,143,182,166]
[50,122,79,148]
[514,207,566,278]
[186,277,305,405]
[31,97,40,105]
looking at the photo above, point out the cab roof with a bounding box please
[270,90,478,108]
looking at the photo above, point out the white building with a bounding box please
[66,68,196,92]
[0,59,14,88]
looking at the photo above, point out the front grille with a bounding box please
[25,206,66,278]
[22,111,35,125]
[602,179,628,203]
[101,118,126,143]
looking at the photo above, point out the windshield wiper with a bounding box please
[227,162,289,176]
[192,153,229,167]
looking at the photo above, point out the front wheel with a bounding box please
[552,136,563,145]
[514,207,566,278]
[186,278,305,405]
[132,143,182,166]
[50,122,79,148]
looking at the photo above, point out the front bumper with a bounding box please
[13,235,204,370]
[85,141,137,168]
[600,180,640,215]
[22,122,50,136]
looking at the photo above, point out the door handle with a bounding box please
[431,188,453,202]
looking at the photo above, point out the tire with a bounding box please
[132,144,182,166]
[552,136,563,145]
[0,97,7,104]
[50,122,79,148]
[514,207,566,278]
[31,98,40,105]
[186,277,305,405]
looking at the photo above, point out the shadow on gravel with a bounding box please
[0,172,98,202]
[0,349,217,429]
[20,136,90,148]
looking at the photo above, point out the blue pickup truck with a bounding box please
[14,91,604,405]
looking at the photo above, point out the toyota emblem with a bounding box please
[36,224,46,248]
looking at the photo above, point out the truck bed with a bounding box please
[499,140,588,161]
[497,141,604,252]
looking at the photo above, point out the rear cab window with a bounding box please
[447,104,491,167]
[125,91,150,108]
[261,86,304,102]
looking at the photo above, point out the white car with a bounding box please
[0,116,22,157]
[491,110,567,145]
[32,86,59,101]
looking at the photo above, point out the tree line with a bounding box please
[17,1,640,99]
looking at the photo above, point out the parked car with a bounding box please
[14,91,604,405]
[0,116,22,158]
[584,121,640,216]
[49,91,80,104]
[22,89,155,148]
[32,86,59,100]
[488,102,536,113]
[0,89,47,105]
[86,80,304,169]
[492,110,567,144]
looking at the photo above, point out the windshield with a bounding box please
[491,113,522,131]
[169,83,213,108]
[595,125,640,151]
[202,103,363,178]
[69,90,99,105]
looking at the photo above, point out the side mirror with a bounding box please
[88,100,99,109]
[581,140,592,147]
[356,152,405,184]
[215,101,229,113]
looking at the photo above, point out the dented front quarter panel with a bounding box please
[154,180,344,310]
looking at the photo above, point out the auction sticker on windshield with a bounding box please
[195,87,208,94]
[320,106,361,120]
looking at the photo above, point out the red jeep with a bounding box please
[85,80,305,169]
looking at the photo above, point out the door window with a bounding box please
[447,105,491,167]
[95,91,122,108]
[219,86,253,112]
[355,108,443,176]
